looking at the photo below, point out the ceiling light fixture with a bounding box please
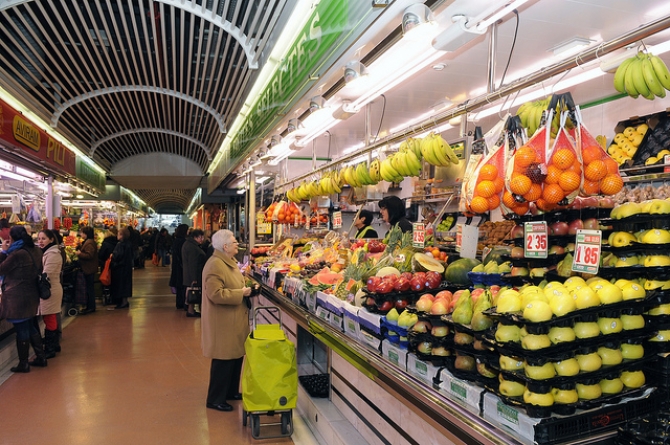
[343,61,367,85]
[402,4,433,37]
[551,37,596,56]
[472,0,532,32]
[293,109,340,148]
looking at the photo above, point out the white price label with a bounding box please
[332,211,342,229]
[455,223,462,252]
[572,229,602,274]
[524,222,548,258]
[256,222,271,235]
[305,215,310,230]
[412,223,425,248]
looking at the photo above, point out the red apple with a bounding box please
[378,301,393,312]
[425,271,442,289]
[430,300,448,315]
[419,293,435,302]
[413,272,426,282]
[550,222,569,236]
[410,277,425,292]
[489,285,501,296]
[393,277,411,292]
[376,281,393,294]
[511,225,524,239]
[395,298,408,310]
[470,288,485,303]
[366,297,376,306]
[583,218,599,230]
[599,197,615,208]
[415,298,432,312]
[435,290,452,301]
[511,246,525,259]
[401,272,413,281]
[367,276,381,292]
[568,219,584,235]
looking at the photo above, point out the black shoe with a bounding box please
[186,312,201,318]
[79,308,96,315]
[206,402,233,412]
[227,393,242,400]
[28,357,48,367]
[115,303,130,309]
[10,361,29,373]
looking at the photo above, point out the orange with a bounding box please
[542,183,565,204]
[514,146,538,168]
[552,149,576,169]
[487,194,501,210]
[475,180,497,198]
[509,174,532,195]
[582,145,602,165]
[604,157,619,175]
[558,171,581,192]
[584,160,607,181]
[470,196,490,213]
[545,165,562,184]
[566,159,582,175]
[536,198,556,212]
[479,164,499,181]
[512,202,530,216]
[493,177,505,193]
[600,174,624,195]
[582,179,601,195]
[502,191,517,208]
[523,183,543,202]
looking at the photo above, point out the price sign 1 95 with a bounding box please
[572,229,602,274]
[524,222,548,258]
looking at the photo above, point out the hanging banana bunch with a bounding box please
[420,132,459,167]
[614,50,670,100]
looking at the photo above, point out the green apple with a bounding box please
[621,343,644,359]
[600,377,624,394]
[549,293,576,317]
[597,346,623,365]
[497,293,522,313]
[554,358,580,376]
[495,324,521,343]
[521,333,551,350]
[552,388,578,404]
[596,283,623,305]
[523,389,554,406]
[576,352,602,372]
[499,376,525,397]
[620,370,645,388]
[574,321,600,338]
[499,355,524,371]
[598,317,623,335]
[621,283,646,300]
[621,314,645,330]
[523,301,553,323]
[574,286,601,309]
[642,229,670,244]
[576,383,602,400]
[548,326,576,344]
[525,362,556,380]
[564,276,587,289]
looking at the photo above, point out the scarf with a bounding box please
[41,241,57,253]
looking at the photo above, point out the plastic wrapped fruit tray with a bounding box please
[299,374,329,398]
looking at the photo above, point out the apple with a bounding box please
[599,197,616,209]
[411,321,432,333]
[454,332,474,345]
[434,290,452,301]
[568,219,584,235]
[395,298,408,310]
[552,388,578,404]
[376,281,393,294]
[476,362,497,378]
[430,300,448,315]
[550,222,569,236]
[499,376,526,397]
[431,325,449,337]
[425,271,442,289]
[365,297,376,307]
[600,378,624,395]
[431,346,450,356]
[417,341,432,354]
[576,351,602,372]
[511,246,525,259]
[378,301,394,312]
[576,383,602,400]
[621,370,645,388]
[499,355,524,371]
[523,389,554,406]
[401,272,413,281]
[511,266,529,277]
[410,277,425,292]
[470,288,485,303]
[489,285,501,296]
[413,272,427,282]
[548,245,565,255]
[511,225,524,239]
[454,354,475,371]
[583,218,599,230]
[525,362,556,380]
[415,298,432,312]
[393,277,411,292]
[554,358,580,376]
[366,276,381,292]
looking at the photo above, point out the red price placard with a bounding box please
[524,222,548,258]
[412,223,425,248]
[572,229,602,274]
[332,211,342,229]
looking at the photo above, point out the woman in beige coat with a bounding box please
[37,229,63,358]
[202,229,251,412]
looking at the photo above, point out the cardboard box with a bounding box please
[330,312,344,332]
[382,339,408,371]
[315,306,331,324]
[357,308,382,334]
[305,292,317,313]
[406,353,441,385]
[342,304,360,340]
[359,328,382,353]
[439,370,484,416]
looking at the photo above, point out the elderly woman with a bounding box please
[0,226,46,372]
[202,229,251,412]
[110,227,134,309]
[36,229,64,357]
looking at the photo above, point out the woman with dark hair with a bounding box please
[155,227,171,267]
[169,224,189,310]
[36,229,63,357]
[182,229,206,317]
[378,196,413,233]
[109,227,134,309]
[77,226,98,314]
[0,225,46,372]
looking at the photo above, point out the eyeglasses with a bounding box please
[225,241,239,247]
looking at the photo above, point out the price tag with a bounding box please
[572,229,602,274]
[664,155,670,173]
[524,222,548,259]
[256,222,271,235]
[305,215,310,230]
[456,223,462,252]
[332,211,342,229]
[412,223,425,248]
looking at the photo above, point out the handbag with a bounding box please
[185,286,202,305]
[152,252,159,266]
[164,253,171,266]
[37,272,51,300]
[100,257,112,286]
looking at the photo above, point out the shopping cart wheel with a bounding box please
[281,411,292,435]
[250,414,260,438]
[68,307,78,317]
[242,410,247,427]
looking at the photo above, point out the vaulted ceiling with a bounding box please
[0,0,292,212]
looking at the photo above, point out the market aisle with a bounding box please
[0,263,316,445]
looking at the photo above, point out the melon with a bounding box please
[413,253,445,274]
[445,258,481,286]
[308,275,321,286]
[376,267,401,278]
[317,272,343,286]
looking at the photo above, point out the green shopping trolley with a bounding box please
[242,306,297,439]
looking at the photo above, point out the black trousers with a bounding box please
[207,357,243,405]
[176,286,186,309]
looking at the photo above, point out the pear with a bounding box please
[452,293,473,325]
[471,263,485,273]
[386,308,400,324]
[556,253,574,277]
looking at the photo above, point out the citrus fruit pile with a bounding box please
[470,163,505,214]
[265,201,304,224]
[580,141,624,196]
[505,145,546,215]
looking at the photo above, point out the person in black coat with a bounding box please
[99,227,118,269]
[169,224,189,310]
[110,227,133,309]
[379,196,412,233]
[182,229,206,317]
[155,227,171,266]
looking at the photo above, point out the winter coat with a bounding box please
[155,233,171,252]
[98,236,117,269]
[39,244,63,315]
[169,236,186,288]
[201,250,248,360]
[110,239,133,299]
[0,246,42,320]
[182,238,206,287]
[78,238,98,275]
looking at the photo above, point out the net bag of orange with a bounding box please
[574,108,624,197]
[503,109,551,217]
[271,198,290,224]
[462,116,510,214]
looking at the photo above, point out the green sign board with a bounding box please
[75,156,106,192]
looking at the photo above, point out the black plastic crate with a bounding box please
[299,374,329,398]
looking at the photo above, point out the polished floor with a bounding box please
[0,263,317,445]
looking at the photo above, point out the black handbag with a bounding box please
[185,286,201,304]
[37,272,51,300]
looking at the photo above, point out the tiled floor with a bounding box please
[0,263,318,445]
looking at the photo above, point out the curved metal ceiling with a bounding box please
[0,0,291,211]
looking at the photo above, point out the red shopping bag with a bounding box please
[100,257,112,286]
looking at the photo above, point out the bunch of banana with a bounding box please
[516,96,551,136]
[614,51,670,99]
[608,124,648,165]
[596,135,607,150]
[369,159,382,183]
[355,162,376,185]
[391,146,422,177]
[380,155,405,183]
[399,137,422,160]
[286,188,301,203]
[291,180,321,201]
[340,165,360,187]
[420,132,459,167]
[318,171,342,195]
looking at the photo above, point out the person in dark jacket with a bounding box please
[182,229,206,317]
[169,224,189,310]
[128,226,143,269]
[354,209,379,239]
[0,225,47,372]
[109,227,133,309]
[378,196,412,233]
[155,227,171,266]
[76,226,99,314]
[99,227,118,269]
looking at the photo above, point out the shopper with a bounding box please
[109,227,133,309]
[155,227,171,267]
[379,196,412,233]
[202,229,251,412]
[0,217,10,243]
[182,229,206,317]
[76,226,99,314]
[354,209,379,239]
[128,226,143,269]
[169,224,188,310]
[0,225,47,372]
[36,229,63,357]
